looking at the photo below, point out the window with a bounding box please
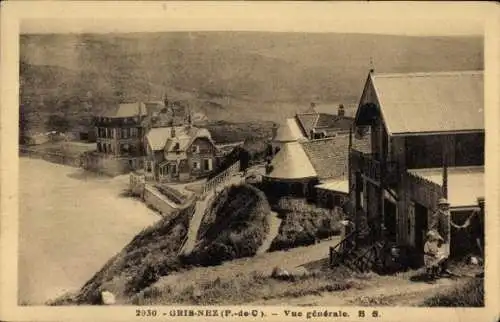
[108,144,112,153]
[131,128,138,137]
[121,144,130,154]
[146,161,152,172]
[159,166,163,176]
[122,128,128,139]
[97,142,102,152]
[174,143,180,151]
[192,145,199,153]
[203,159,212,171]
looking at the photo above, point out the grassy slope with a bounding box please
[133,267,358,305]
[268,197,343,251]
[20,32,483,131]
[183,184,271,266]
[50,184,272,305]
[421,277,484,307]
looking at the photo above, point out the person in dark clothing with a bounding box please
[429,198,452,276]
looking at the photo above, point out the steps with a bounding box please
[179,171,245,256]
[256,211,282,255]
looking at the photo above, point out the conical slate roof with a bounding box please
[266,141,317,180]
[273,118,306,143]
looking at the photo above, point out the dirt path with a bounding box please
[257,211,282,255]
[249,268,481,306]
[180,173,244,255]
[151,236,341,293]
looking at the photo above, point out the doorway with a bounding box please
[384,198,397,242]
[414,202,428,252]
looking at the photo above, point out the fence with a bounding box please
[201,160,241,199]
[19,146,82,168]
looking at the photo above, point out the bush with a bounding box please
[269,197,343,251]
[186,184,271,266]
[422,278,484,307]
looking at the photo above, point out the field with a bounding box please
[18,157,159,305]
[19,32,482,135]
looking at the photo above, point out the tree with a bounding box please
[46,114,71,133]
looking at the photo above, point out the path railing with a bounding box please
[201,160,241,199]
[329,230,357,267]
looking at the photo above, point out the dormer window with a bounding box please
[174,143,180,151]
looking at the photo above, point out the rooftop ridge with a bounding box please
[372,70,483,79]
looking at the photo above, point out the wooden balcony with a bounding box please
[350,150,399,186]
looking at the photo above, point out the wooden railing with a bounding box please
[201,160,241,199]
[350,150,381,181]
[348,241,385,273]
[329,230,357,267]
[350,150,399,185]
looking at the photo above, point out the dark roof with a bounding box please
[95,102,147,118]
[315,113,354,130]
[312,103,358,117]
[295,113,318,136]
[301,133,370,180]
[364,70,484,135]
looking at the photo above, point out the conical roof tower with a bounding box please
[266,141,317,180]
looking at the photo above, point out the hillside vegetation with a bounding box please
[268,197,343,251]
[20,32,482,134]
[183,184,271,266]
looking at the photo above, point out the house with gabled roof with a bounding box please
[345,69,484,267]
[143,118,221,183]
[295,103,357,140]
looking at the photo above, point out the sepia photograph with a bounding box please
[1,1,499,321]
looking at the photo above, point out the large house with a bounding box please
[143,119,222,183]
[82,102,149,175]
[347,70,484,266]
[83,96,222,180]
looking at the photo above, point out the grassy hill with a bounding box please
[20,32,483,133]
[184,184,271,266]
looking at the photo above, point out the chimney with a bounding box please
[442,160,448,199]
[163,93,169,108]
[338,104,345,117]
[271,123,278,140]
[170,120,175,138]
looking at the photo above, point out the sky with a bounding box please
[10,1,489,36]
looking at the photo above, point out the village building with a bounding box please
[82,102,149,176]
[264,118,370,208]
[295,103,356,140]
[142,118,222,183]
[346,70,484,266]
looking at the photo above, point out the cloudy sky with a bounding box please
[11,1,489,36]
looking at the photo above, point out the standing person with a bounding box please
[430,198,452,276]
[424,230,444,281]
